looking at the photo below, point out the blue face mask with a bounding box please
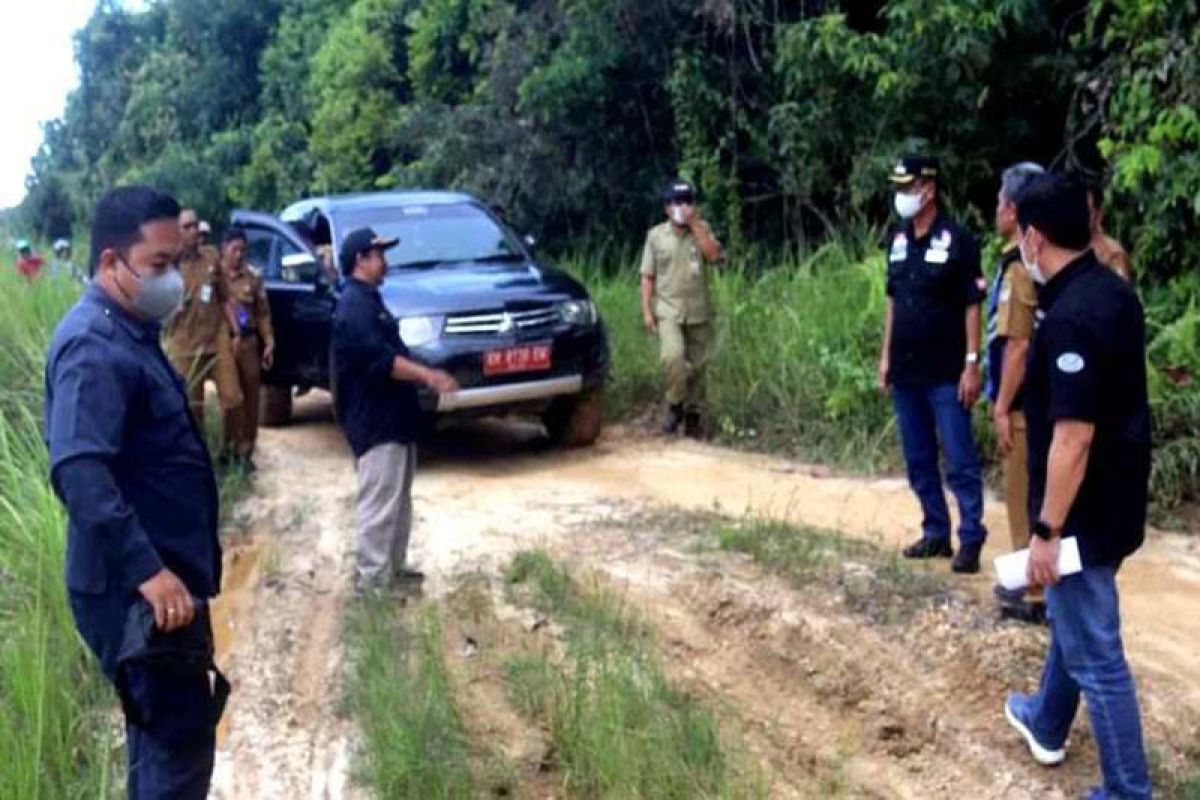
[118,255,185,322]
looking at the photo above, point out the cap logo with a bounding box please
[894,163,908,175]
[1056,352,1085,374]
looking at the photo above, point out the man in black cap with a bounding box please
[1003,173,1151,799]
[878,155,988,573]
[638,179,724,436]
[331,228,458,593]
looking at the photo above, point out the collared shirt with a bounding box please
[885,213,985,386]
[221,262,275,349]
[44,285,221,597]
[16,254,45,280]
[331,278,422,458]
[985,246,1038,406]
[165,245,225,357]
[1025,252,1150,568]
[638,221,714,324]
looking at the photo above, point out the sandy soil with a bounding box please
[208,393,1200,798]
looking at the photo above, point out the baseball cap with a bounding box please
[340,227,400,275]
[661,179,696,204]
[889,155,939,186]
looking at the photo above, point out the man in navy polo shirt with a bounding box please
[1003,174,1152,800]
[331,227,458,593]
[45,186,223,798]
[878,155,988,574]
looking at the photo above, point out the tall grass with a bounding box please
[565,243,1200,513]
[504,550,764,799]
[0,269,118,798]
[343,599,473,798]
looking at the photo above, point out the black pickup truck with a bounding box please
[231,191,609,446]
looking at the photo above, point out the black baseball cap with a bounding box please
[340,227,399,275]
[661,179,696,204]
[889,155,939,186]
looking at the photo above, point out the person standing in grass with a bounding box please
[639,178,725,438]
[14,239,45,281]
[44,186,226,799]
[164,208,242,433]
[1003,173,1152,800]
[332,227,458,594]
[877,155,988,574]
[987,161,1047,624]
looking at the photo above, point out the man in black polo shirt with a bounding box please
[878,155,988,574]
[331,228,458,593]
[1002,175,1151,800]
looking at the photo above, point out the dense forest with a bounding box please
[16,0,1200,278]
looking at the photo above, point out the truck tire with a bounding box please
[543,389,604,448]
[260,384,293,427]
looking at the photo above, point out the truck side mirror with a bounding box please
[281,252,321,284]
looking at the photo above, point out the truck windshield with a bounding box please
[335,203,524,269]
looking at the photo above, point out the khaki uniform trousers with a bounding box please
[223,335,262,459]
[1004,410,1042,601]
[658,318,712,410]
[168,347,243,430]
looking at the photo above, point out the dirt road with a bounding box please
[209,393,1200,798]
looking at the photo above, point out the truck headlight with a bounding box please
[558,299,597,326]
[398,315,440,347]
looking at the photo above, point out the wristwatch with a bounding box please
[965,351,980,365]
[1032,520,1059,541]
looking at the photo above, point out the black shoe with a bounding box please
[1000,600,1048,626]
[951,541,983,573]
[684,411,703,439]
[661,404,684,435]
[394,568,425,584]
[902,536,953,559]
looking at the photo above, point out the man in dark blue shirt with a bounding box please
[1002,174,1151,800]
[878,155,988,574]
[331,228,457,593]
[44,186,223,798]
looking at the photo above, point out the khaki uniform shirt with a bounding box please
[995,249,1037,340]
[166,245,225,357]
[222,264,275,350]
[1092,233,1131,280]
[638,221,714,324]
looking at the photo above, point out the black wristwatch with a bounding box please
[1032,520,1059,541]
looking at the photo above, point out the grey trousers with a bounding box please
[354,442,416,587]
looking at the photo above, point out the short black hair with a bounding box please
[221,227,247,247]
[1015,173,1091,251]
[88,186,181,276]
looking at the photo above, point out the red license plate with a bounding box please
[483,344,552,376]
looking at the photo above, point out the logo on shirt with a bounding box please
[1056,352,1086,374]
[889,233,908,263]
[924,230,952,265]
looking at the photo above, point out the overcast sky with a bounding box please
[0,1,146,211]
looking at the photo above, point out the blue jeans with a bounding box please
[1025,567,1151,799]
[891,383,985,545]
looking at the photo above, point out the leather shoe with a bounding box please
[902,536,953,559]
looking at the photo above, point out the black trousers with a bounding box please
[69,589,216,800]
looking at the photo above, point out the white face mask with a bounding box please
[669,205,689,226]
[893,190,924,219]
[1019,231,1047,285]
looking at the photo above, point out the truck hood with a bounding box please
[376,259,589,317]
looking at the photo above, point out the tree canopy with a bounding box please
[18,0,1199,278]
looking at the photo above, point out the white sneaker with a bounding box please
[1005,694,1066,766]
